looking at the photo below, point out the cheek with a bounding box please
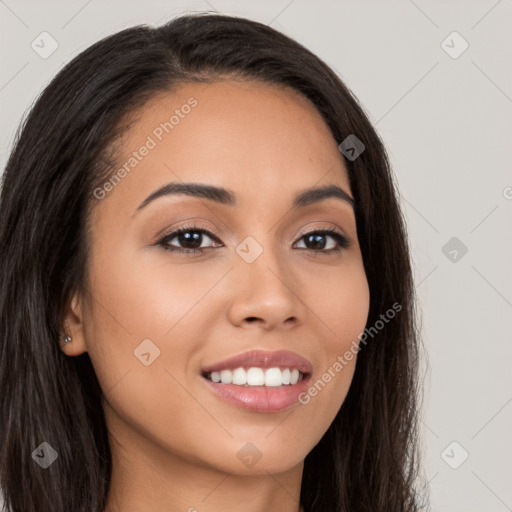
[83,260,212,458]
[86,247,217,340]
[315,259,370,350]
[80,252,193,403]
[299,260,369,414]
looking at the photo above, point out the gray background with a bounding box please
[1,1,511,510]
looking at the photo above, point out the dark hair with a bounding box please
[0,12,426,512]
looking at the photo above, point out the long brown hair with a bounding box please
[0,12,426,511]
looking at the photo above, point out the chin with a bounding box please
[199,435,312,476]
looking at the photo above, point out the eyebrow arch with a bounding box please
[134,182,355,214]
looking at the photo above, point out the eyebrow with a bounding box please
[134,182,355,214]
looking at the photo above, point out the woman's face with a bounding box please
[66,79,370,475]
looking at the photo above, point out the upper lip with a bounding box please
[202,349,313,375]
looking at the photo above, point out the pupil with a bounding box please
[179,231,202,249]
[307,234,326,250]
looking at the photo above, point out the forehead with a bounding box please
[96,79,351,217]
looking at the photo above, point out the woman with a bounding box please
[0,12,426,512]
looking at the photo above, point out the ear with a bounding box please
[60,292,88,356]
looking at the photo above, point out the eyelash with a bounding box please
[155,223,351,256]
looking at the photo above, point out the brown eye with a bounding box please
[157,226,222,254]
[155,225,350,256]
[295,228,351,254]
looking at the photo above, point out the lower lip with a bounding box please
[202,374,311,413]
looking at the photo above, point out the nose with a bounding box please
[226,243,306,331]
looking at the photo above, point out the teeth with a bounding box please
[220,369,232,384]
[247,367,264,386]
[232,368,246,385]
[206,367,304,386]
[264,367,282,387]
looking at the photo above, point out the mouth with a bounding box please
[200,350,312,413]
[201,367,308,386]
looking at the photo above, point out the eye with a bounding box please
[294,227,351,254]
[155,224,351,255]
[156,223,222,254]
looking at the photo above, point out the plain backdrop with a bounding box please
[1,1,511,510]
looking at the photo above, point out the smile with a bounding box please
[203,367,304,386]
[201,349,312,412]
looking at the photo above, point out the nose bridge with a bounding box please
[235,231,287,287]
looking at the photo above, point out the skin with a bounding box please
[62,79,370,512]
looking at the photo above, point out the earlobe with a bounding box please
[60,293,88,356]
